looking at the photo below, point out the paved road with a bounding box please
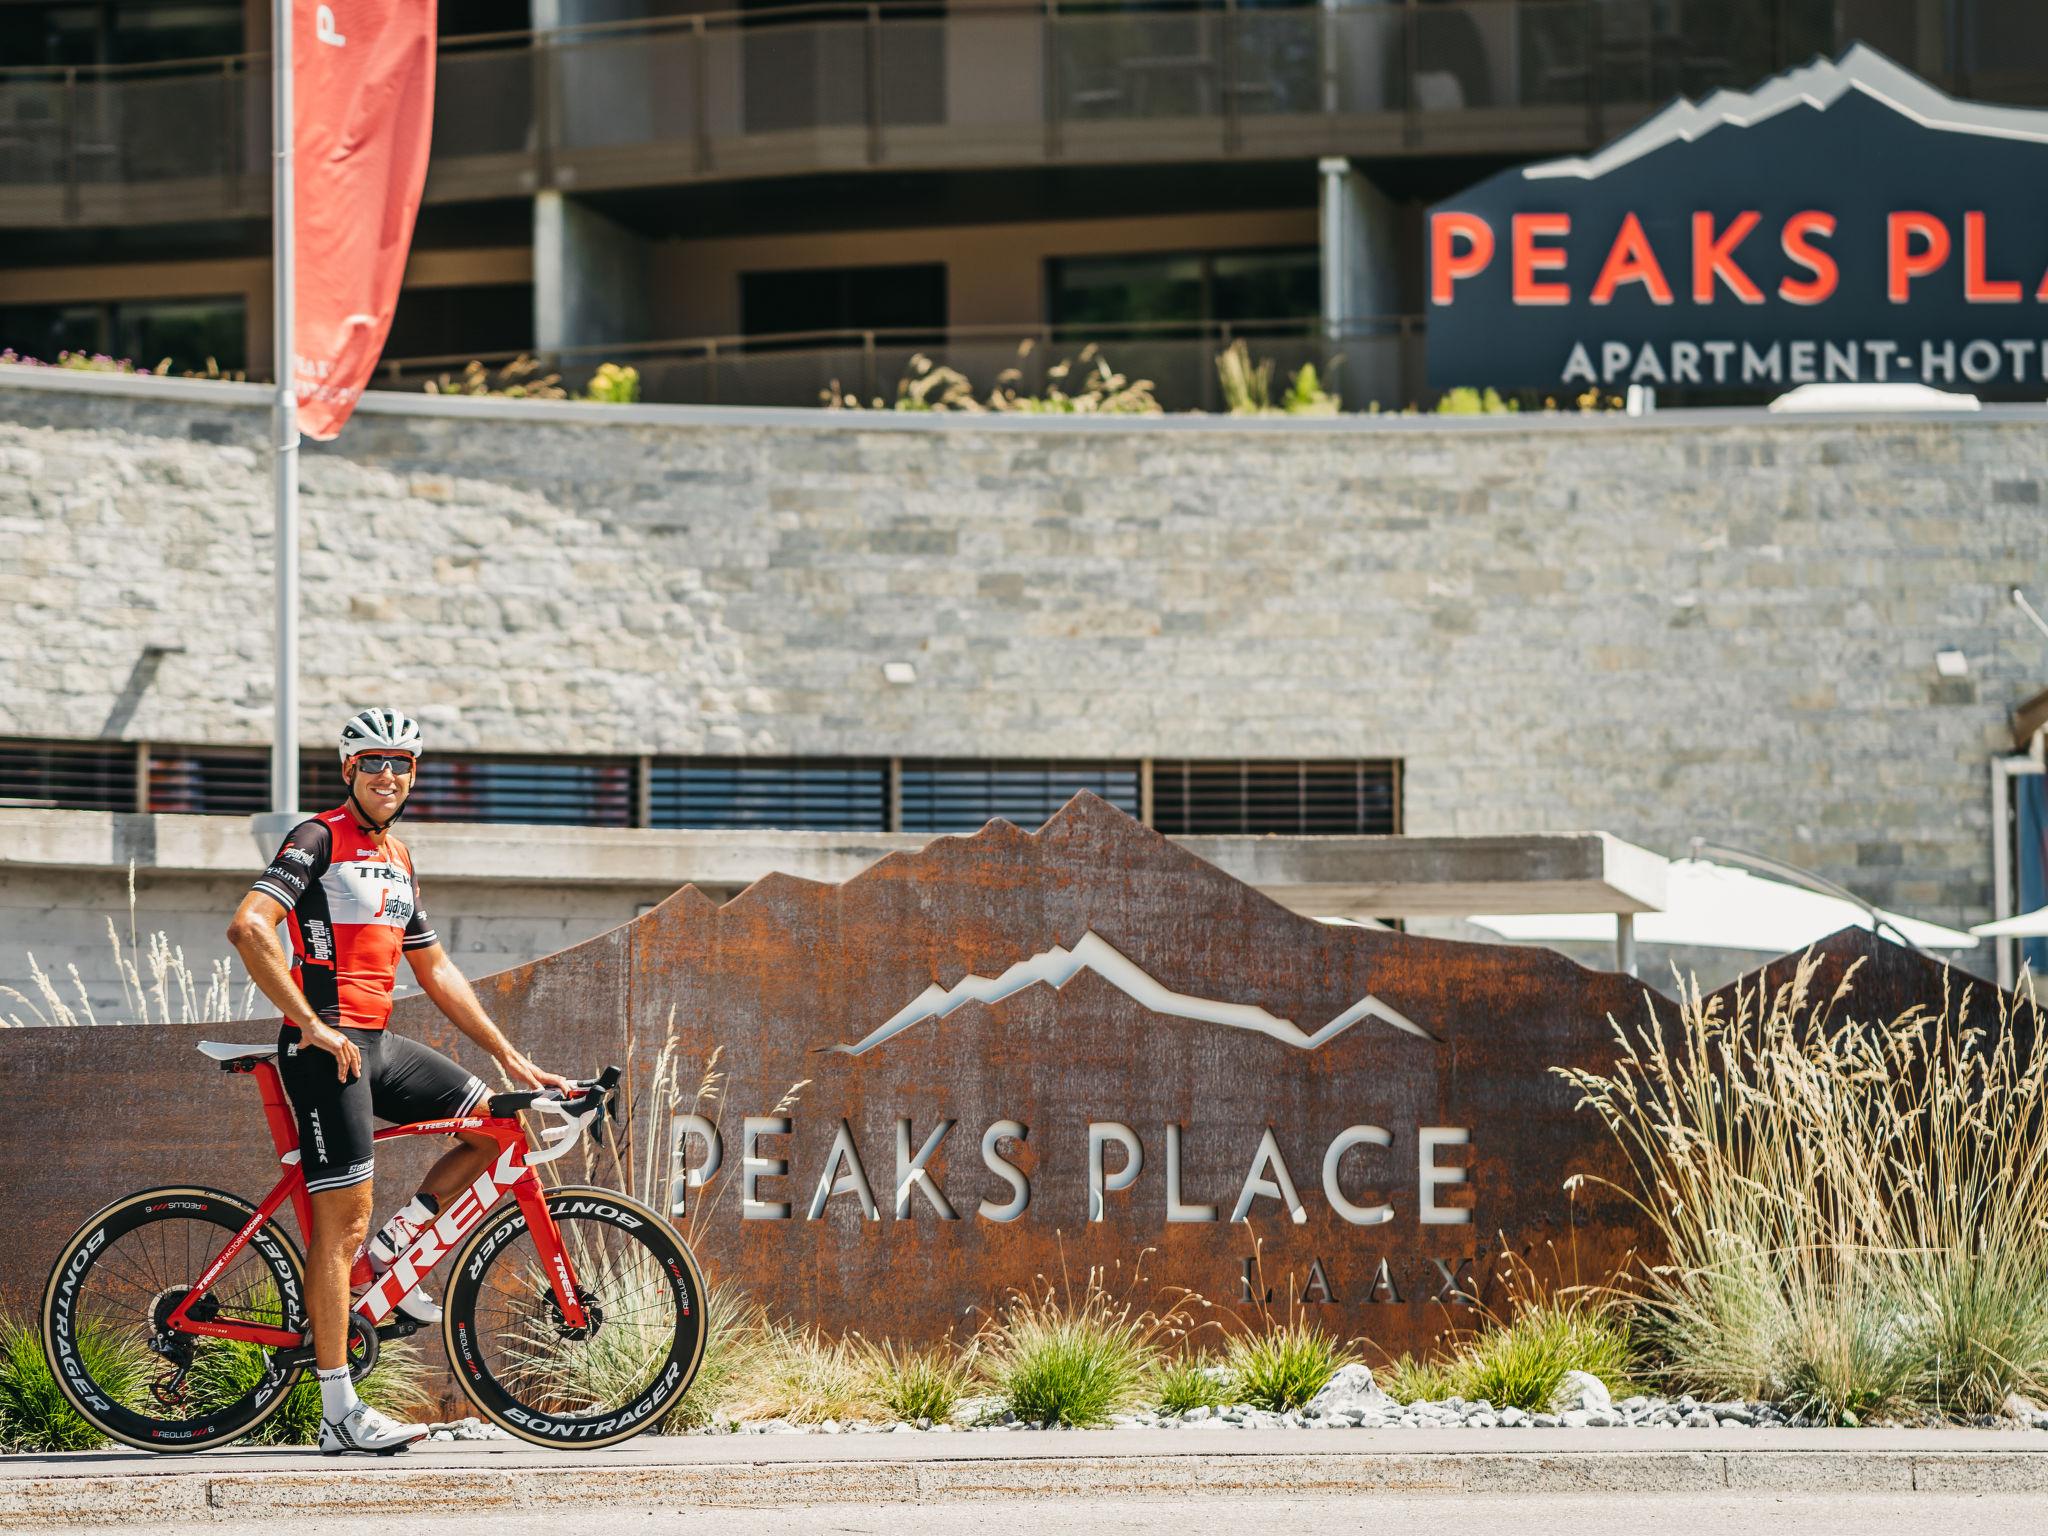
[49,1491,2048,1536]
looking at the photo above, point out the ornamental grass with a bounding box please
[1557,952,2048,1424]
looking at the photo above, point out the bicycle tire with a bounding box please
[41,1186,308,1453]
[443,1185,707,1448]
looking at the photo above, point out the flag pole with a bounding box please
[270,0,299,817]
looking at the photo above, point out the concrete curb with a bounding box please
[7,1446,2048,1523]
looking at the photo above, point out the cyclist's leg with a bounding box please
[277,1023,380,1370]
[370,1032,495,1212]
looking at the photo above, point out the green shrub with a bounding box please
[866,1340,973,1424]
[1151,1354,1235,1414]
[0,1316,150,1452]
[1455,1300,1634,1413]
[977,1267,1183,1427]
[1377,1351,1460,1405]
[583,363,641,404]
[1225,1321,1350,1411]
[1433,385,1516,415]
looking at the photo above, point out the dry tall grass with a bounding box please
[2,865,256,1026]
[1558,952,2048,1422]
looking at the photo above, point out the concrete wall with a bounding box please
[0,868,671,1026]
[2,370,2044,939]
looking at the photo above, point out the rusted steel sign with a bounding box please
[0,795,2017,1370]
[472,793,1657,1349]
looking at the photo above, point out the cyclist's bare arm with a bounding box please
[403,941,570,1093]
[226,891,360,1080]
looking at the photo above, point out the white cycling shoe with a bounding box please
[319,1402,428,1456]
[393,1287,443,1326]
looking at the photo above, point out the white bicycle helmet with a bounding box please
[338,707,424,764]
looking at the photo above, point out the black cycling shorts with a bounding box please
[276,1025,488,1194]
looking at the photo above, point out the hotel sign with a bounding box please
[1426,46,2048,394]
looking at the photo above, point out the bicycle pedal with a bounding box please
[375,1319,423,1341]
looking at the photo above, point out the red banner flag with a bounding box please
[292,0,437,440]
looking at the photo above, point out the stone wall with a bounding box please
[3,371,2044,929]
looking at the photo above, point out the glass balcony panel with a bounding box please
[435,44,536,159]
[1326,4,1407,116]
[1229,8,1325,119]
[550,29,694,153]
[1054,10,1228,123]
[0,80,72,186]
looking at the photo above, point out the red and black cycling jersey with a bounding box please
[252,806,438,1031]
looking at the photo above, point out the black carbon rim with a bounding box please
[444,1186,705,1448]
[42,1188,307,1453]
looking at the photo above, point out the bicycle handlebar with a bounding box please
[486,1066,621,1160]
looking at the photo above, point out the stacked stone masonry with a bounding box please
[2,379,2043,936]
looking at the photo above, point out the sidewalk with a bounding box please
[5,1427,2047,1525]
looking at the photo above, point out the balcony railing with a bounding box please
[374,316,1428,412]
[0,0,1906,228]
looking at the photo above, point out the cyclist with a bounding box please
[226,708,571,1455]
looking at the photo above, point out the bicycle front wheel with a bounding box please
[41,1186,308,1453]
[444,1185,706,1448]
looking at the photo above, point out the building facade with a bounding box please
[5,2,2042,408]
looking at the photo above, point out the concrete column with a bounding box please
[1318,156,1403,405]
[533,191,654,353]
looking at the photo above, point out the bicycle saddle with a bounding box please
[196,1040,278,1062]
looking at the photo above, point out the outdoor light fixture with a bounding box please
[882,662,917,685]
[1935,648,1969,677]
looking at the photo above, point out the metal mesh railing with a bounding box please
[377,318,1427,413]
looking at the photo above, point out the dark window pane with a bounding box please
[741,264,947,338]
[150,746,269,815]
[1048,254,1204,328]
[385,283,534,362]
[1151,760,1399,836]
[0,303,104,364]
[650,758,888,831]
[899,759,1140,833]
[1211,248,1320,322]
[111,297,245,374]
[0,739,135,813]
[302,754,632,827]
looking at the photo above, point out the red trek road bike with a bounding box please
[41,1040,707,1452]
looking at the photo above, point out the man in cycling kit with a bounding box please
[227,708,570,1455]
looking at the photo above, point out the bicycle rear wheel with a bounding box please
[41,1187,308,1453]
[444,1185,706,1448]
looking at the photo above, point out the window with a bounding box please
[1048,248,1320,331]
[0,740,136,813]
[150,746,269,816]
[0,297,245,373]
[649,758,889,831]
[112,298,245,375]
[384,283,534,362]
[1151,760,1399,836]
[2,741,1403,838]
[300,756,635,827]
[740,264,947,340]
[899,759,1141,833]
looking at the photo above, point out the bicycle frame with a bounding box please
[163,1057,589,1351]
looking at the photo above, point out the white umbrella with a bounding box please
[1971,907,2048,939]
[1471,859,1978,953]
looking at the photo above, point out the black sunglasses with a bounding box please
[351,754,416,776]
